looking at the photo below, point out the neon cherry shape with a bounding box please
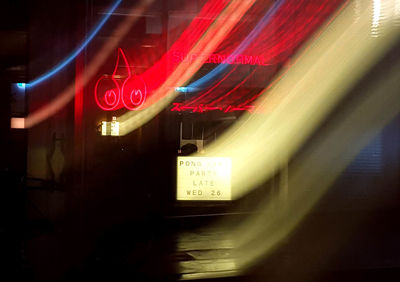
[94,48,147,111]
[94,48,125,110]
[121,73,147,110]
[94,76,121,110]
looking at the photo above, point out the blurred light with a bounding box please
[176,0,345,113]
[175,87,187,92]
[186,0,285,91]
[101,121,107,136]
[395,0,400,25]
[27,0,123,88]
[187,0,400,272]
[16,83,26,89]
[175,86,198,93]
[173,51,269,66]
[372,0,381,37]
[353,0,361,23]
[119,0,256,135]
[201,0,399,200]
[23,0,152,128]
[100,117,120,136]
[10,118,25,129]
[110,116,120,136]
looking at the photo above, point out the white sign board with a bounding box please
[177,156,231,201]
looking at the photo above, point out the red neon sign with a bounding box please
[94,48,147,111]
[171,103,255,113]
[172,51,270,66]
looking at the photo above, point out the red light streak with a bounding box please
[107,0,257,136]
[92,0,345,120]
[208,68,257,107]
[238,0,349,109]
[186,65,239,106]
[171,0,347,114]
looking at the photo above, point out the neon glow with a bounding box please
[21,0,152,129]
[94,48,147,111]
[17,83,26,89]
[27,0,123,88]
[10,117,25,129]
[372,0,381,37]
[100,117,120,136]
[172,0,347,113]
[101,121,107,136]
[172,51,271,66]
[209,0,400,272]
[90,0,346,117]
[96,0,250,115]
[111,116,120,136]
[185,0,285,92]
[171,103,255,113]
[118,0,256,135]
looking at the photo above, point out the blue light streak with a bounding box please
[17,83,26,89]
[27,0,123,88]
[178,0,285,93]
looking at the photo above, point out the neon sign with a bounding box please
[171,103,255,113]
[94,48,147,111]
[172,51,270,66]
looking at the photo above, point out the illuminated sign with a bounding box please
[172,51,270,66]
[94,48,147,111]
[177,156,231,201]
[100,116,120,136]
[101,121,107,135]
[94,49,264,113]
[171,103,255,113]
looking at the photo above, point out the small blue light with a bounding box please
[17,83,26,89]
[176,86,200,93]
[176,87,188,92]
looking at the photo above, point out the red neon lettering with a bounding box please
[209,54,217,64]
[172,51,269,66]
[224,105,232,113]
[170,103,254,113]
[181,106,196,111]
[244,55,254,65]
[254,56,262,65]
[203,106,223,111]
[171,103,182,111]
[171,48,276,66]
[193,104,204,112]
